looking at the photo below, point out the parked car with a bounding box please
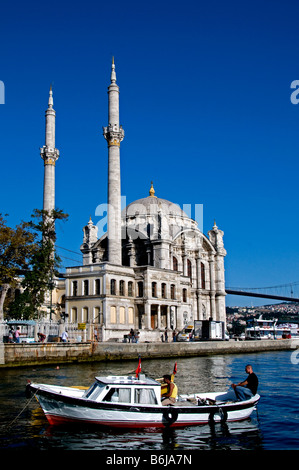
[177,325,194,342]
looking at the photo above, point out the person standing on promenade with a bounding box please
[14,327,20,343]
[231,364,258,401]
[61,330,68,343]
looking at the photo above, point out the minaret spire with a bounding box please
[40,85,60,213]
[111,56,116,83]
[48,84,53,109]
[103,59,124,265]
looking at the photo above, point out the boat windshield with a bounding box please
[84,382,105,400]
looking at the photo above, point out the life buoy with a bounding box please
[209,407,227,423]
[163,407,179,425]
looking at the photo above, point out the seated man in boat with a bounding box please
[231,364,258,401]
[161,375,178,406]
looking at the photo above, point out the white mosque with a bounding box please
[42,60,227,342]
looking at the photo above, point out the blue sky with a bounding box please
[1,0,299,306]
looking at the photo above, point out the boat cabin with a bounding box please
[83,375,162,406]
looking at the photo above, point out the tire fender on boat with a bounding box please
[163,407,179,425]
[209,407,227,423]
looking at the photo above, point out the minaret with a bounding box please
[103,58,124,265]
[40,85,59,213]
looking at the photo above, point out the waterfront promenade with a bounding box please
[1,338,298,368]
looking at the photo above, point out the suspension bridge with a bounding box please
[226,282,299,303]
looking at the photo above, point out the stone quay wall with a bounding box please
[1,338,299,368]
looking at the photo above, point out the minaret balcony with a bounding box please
[40,145,59,164]
[103,124,124,145]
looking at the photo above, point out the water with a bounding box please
[0,350,298,451]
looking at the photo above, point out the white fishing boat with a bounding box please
[26,372,260,429]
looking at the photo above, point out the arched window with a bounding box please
[128,307,134,324]
[152,282,157,297]
[187,259,192,279]
[83,280,89,296]
[161,283,167,299]
[110,306,116,323]
[201,263,206,289]
[94,307,102,324]
[119,306,125,324]
[71,307,77,323]
[119,280,125,296]
[137,281,143,297]
[110,279,116,295]
[171,284,175,300]
[72,281,78,296]
[128,281,133,297]
[173,256,178,271]
[95,279,100,295]
[82,307,88,322]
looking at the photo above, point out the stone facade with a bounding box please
[65,210,227,342]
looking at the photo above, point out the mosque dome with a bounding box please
[121,182,198,243]
[123,182,190,220]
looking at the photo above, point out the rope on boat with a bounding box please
[4,391,38,430]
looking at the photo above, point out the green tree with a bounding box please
[0,214,36,320]
[1,209,68,320]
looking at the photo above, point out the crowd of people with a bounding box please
[8,326,20,343]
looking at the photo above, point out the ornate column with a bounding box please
[145,302,151,329]
[166,305,171,329]
[157,304,161,329]
[209,256,216,319]
[208,221,227,324]
[196,254,203,320]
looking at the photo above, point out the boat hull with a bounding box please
[28,384,259,429]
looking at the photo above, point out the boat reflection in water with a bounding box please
[162,417,263,450]
[37,415,263,451]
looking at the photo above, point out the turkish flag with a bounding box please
[135,357,141,377]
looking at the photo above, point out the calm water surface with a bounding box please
[0,350,298,451]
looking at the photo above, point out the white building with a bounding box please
[43,60,227,342]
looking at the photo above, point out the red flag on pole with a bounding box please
[135,357,141,378]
